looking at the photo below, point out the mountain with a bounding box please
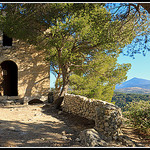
[115,77,150,94]
[115,87,150,94]
[115,77,150,89]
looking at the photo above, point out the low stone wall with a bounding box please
[60,93,123,139]
[23,95,48,105]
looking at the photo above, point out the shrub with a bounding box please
[123,101,150,135]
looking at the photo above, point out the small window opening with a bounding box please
[3,33,12,46]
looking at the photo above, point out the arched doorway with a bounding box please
[0,60,18,96]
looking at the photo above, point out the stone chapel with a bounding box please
[0,31,50,104]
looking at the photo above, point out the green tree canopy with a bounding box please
[0,3,98,43]
[69,52,131,102]
[36,4,134,101]
[105,3,150,58]
[0,3,149,107]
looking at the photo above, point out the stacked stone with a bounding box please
[62,94,97,120]
[95,103,122,139]
[0,30,50,99]
[0,99,24,105]
[61,93,123,138]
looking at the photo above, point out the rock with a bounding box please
[106,136,113,142]
[20,131,27,135]
[40,96,47,101]
[62,131,66,135]
[75,138,81,142]
[61,135,67,140]
[58,111,62,115]
[8,127,20,132]
[41,138,46,141]
[67,137,72,141]
[104,122,109,127]
[80,128,108,147]
[9,127,15,130]
[98,139,108,147]
[113,136,118,140]
[117,135,139,147]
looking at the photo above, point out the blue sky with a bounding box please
[50,73,56,89]
[117,51,150,81]
[49,3,150,88]
[50,51,150,89]
[50,52,150,89]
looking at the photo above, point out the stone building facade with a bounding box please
[0,31,50,102]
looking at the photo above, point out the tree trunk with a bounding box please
[54,65,70,109]
[53,47,70,109]
[59,65,70,97]
[55,71,61,93]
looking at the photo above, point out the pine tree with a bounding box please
[37,4,134,105]
[69,52,131,103]
[0,3,147,107]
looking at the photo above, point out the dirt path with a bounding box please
[0,104,94,147]
[0,103,149,147]
[121,126,150,147]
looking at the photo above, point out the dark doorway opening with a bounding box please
[3,33,12,46]
[1,60,18,96]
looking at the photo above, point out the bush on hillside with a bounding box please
[123,101,150,135]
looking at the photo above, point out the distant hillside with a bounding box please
[116,77,150,89]
[115,77,150,94]
[112,92,150,111]
[114,87,150,94]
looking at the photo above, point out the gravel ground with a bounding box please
[0,103,149,147]
[0,103,94,147]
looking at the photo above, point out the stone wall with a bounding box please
[0,31,50,99]
[58,93,123,138]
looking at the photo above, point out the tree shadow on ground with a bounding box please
[41,104,150,147]
[0,104,94,147]
[41,104,95,131]
[0,119,71,147]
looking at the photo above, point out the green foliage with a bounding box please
[69,53,131,103]
[0,3,146,98]
[112,92,150,111]
[0,3,102,44]
[113,92,150,134]
[36,4,134,96]
[105,3,150,57]
[123,101,150,134]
